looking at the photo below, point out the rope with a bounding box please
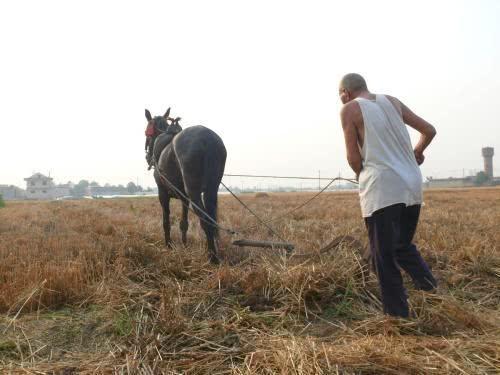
[220,181,289,243]
[153,157,359,243]
[232,176,357,232]
[147,126,361,253]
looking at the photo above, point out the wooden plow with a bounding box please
[232,239,295,253]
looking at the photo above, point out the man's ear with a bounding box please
[145,109,152,121]
[164,107,171,119]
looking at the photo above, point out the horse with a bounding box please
[144,108,227,264]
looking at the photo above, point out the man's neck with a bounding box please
[354,90,375,101]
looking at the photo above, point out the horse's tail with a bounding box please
[202,139,227,237]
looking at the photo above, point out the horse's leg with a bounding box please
[203,188,220,261]
[186,189,219,264]
[158,186,172,247]
[180,197,189,246]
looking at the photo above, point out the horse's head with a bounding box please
[144,109,185,169]
[145,108,171,139]
[167,117,183,135]
[145,108,172,167]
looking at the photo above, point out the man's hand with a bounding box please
[414,148,425,165]
[396,98,436,160]
[355,170,361,182]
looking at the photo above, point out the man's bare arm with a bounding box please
[340,103,363,177]
[392,97,437,165]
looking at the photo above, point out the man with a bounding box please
[339,73,437,318]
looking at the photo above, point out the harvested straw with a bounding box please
[0,189,499,373]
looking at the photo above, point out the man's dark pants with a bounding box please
[364,203,437,317]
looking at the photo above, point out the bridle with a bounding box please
[145,116,183,170]
[145,116,175,138]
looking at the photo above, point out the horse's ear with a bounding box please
[145,109,152,121]
[164,108,171,119]
[174,117,181,124]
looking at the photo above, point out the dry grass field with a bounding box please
[0,188,499,374]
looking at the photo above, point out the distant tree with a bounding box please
[474,171,489,186]
[127,182,138,194]
[0,194,5,208]
[72,180,90,196]
[90,181,100,187]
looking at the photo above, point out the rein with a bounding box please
[144,117,360,254]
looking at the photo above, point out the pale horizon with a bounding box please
[1,0,499,189]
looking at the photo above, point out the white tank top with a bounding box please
[355,94,422,217]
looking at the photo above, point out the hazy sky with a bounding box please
[1,0,499,189]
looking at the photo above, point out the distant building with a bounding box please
[425,176,475,189]
[54,182,74,198]
[89,185,128,197]
[482,147,494,179]
[24,173,55,200]
[24,173,73,200]
[426,147,497,189]
[0,185,26,200]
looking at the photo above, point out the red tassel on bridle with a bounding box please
[145,122,156,137]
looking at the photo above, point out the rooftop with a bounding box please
[24,173,53,181]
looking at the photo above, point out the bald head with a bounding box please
[339,73,368,93]
[338,73,369,104]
